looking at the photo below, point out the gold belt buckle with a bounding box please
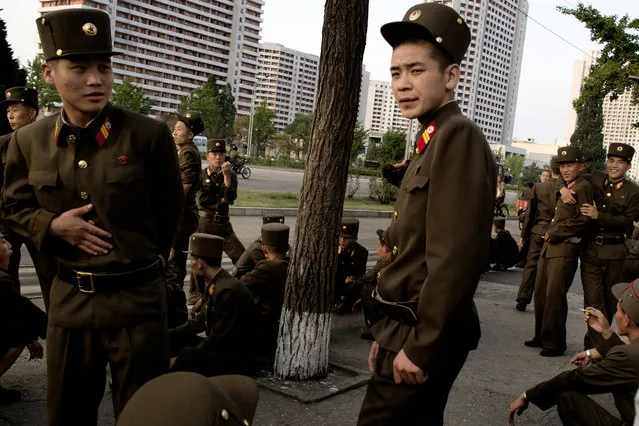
[76,271,95,294]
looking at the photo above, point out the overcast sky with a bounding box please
[2,0,638,144]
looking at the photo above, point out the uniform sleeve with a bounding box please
[201,288,243,348]
[593,332,625,358]
[521,185,538,240]
[547,183,594,243]
[353,246,368,277]
[147,125,184,259]
[179,148,201,186]
[526,347,636,411]
[4,131,57,251]
[227,172,238,204]
[402,120,495,370]
[595,191,639,232]
[240,260,271,292]
[236,242,264,279]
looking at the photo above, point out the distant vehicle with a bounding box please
[194,136,207,153]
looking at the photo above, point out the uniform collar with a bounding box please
[604,176,625,190]
[55,102,114,147]
[413,101,461,155]
[566,175,584,189]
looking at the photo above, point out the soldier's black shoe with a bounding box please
[0,386,21,405]
[516,301,527,312]
[540,348,565,357]
[524,338,542,348]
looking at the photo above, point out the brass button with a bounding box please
[607,193,611,197]
[221,409,229,420]
[68,134,76,144]
[80,191,88,200]
[392,246,398,255]
[393,211,398,220]
[602,205,606,208]
[78,160,88,169]
[243,420,250,426]
[206,179,210,183]
[551,219,555,222]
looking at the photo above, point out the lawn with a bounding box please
[235,189,394,211]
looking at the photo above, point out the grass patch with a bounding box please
[235,189,394,211]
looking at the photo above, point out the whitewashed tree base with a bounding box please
[274,310,332,380]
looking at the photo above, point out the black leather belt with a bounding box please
[594,235,625,246]
[372,288,418,326]
[58,260,162,294]
[199,211,229,223]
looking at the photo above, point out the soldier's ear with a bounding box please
[42,62,56,85]
[444,63,460,91]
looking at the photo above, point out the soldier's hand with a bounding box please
[368,342,379,373]
[345,276,354,285]
[584,307,611,335]
[560,187,577,204]
[49,204,113,255]
[507,394,528,425]
[519,238,525,248]
[27,340,43,360]
[394,159,409,169]
[580,202,598,219]
[191,298,204,319]
[221,161,232,175]
[393,349,427,385]
[168,248,175,263]
[570,351,591,367]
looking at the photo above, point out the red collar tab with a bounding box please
[415,122,437,154]
[95,117,112,147]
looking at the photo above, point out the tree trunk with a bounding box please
[274,0,369,380]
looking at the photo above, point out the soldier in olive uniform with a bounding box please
[3,9,184,424]
[525,147,593,357]
[358,4,496,424]
[240,223,290,359]
[487,216,519,271]
[334,218,368,313]
[516,157,563,311]
[622,227,639,282]
[189,138,245,303]
[562,143,639,347]
[170,234,256,377]
[0,88,58,309]
[235,214,285,279]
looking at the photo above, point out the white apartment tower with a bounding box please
[364,80,411,139]
[39,0,265,115]
[428,0,528,145]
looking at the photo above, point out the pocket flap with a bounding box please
[105,166,144,185]
[28,170,58,188]
[403,174,430,192]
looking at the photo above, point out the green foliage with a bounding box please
[284,113,313,157]
[213,84,236,140]
[268,133,303,159]
[365,140,379,161]
[251,101,277,157]
[233,115,250,149]
[369,176,397,205]
[351,122,369,164]
[570,95,606,172]
[25,56,61,111]
[0,18,26,95]
[111,76,153,115]
[505,155,525,186]
[178,76,236,140]
[520,162,543,188]
[374,130,406,166]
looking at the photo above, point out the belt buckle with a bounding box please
[213,214,221,223]
[595,236,604,246]
[76,271,95,294]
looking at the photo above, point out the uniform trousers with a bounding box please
[557,391,622,426]
[534,253,578,351]
[357,346,468,425]
[165,212,197,327]
[6,231,57,311]
[516,233,545,304]
[188,216,245,302]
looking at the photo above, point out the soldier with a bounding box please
[240,223,290,359]
[189,138,245,303]
[487,216,519,271]
[525,147,593,357]
[0,231,46,405]
[3,9,184,424]
[508,284,639,426]
[358,4,496,424]
[622,227,639,282]
[117,373,259,426]
[562,143,639,348]
[235,214,285,279]
[170,234,256,377]
[515,157,562,311]
[334,217,368,313]
[0,87,58,309]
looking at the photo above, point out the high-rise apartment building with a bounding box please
[255,42,370,132]
[565,51,600,139]
[39,0,265,115]
[363,80,411,139]
[428,0,528,145]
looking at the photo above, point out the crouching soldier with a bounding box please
[488,216,520,271]
[235,214,285,279]
[170,234,257,377]
[335,218,368,313]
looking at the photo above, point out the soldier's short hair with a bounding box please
[192,254,222,268]
[263,243,288,256]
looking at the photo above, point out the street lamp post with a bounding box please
[247,74,265,157]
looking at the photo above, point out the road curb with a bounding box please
[230,207,392,218]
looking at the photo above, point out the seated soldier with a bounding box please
[488,216,520,271]
[234,215,285,279]
[350,228,394,341]
[335,218,368,313]
[240,223,290,359]
[622,227,639,282]
[169,234,257,377]
[0,232,46,404]
[508,281,639,426]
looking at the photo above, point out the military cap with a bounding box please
[556,146,582,164]
[607,143,635,162]
[176,111,204,136]
[381,3,471,64]
[340,218,360,237]
[612,281,639,323]
[116,372,258,426]
[262,214,285,225]
[184,233,224,258]
[493,216,506,228]
[261,223,289,249]
[37,8,120,61]
[549,155,560,171]
[207,138,226,153]
[1,87,38,111]
[376,228,391,246]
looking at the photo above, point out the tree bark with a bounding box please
[274,0,369,380]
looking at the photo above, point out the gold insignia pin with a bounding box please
[457,18,463,24]
[342,225,347,230]
[561,150,567,156]
[5,92,10,98]
[82,22,97,36]
[617,146,623,152]
[186,113,191,118]
[436,37,443,43]
[221,409,229,420]
[215,142,220,147]
[41,18,46,25]
[56,49,63,56]
[409,10,421,21]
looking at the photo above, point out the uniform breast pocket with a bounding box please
[402,174,430,193]
[104,166,149,213]
[105,165,145,185]
[28,170,61,210]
